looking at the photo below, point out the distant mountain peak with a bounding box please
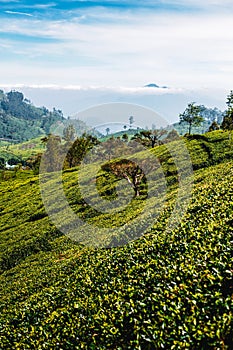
[144,83,159,88]
[144,83,168,89]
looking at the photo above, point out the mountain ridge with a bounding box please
[0,89,65,142]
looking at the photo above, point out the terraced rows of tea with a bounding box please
[0,130,232,349]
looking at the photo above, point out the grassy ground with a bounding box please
[0,137,45,162]
[0,130,232,349]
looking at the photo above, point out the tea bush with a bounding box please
[0,131,232,349]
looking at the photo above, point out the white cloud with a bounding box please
[0,10,232,89]
[0,83,184,95]
[23,2,57,9]
[4,10,34,17]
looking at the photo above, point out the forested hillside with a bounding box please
[0,130,232,349]
[0,90,65,142]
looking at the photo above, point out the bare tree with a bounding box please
[102,159,146,197]
[132,129,167,148]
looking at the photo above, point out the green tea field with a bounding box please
[0,130,232,349]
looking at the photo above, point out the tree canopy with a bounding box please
[221,90,233,130]
[101,159,147,197]
[179,102,204,135]
[132,129,167,148]
[0,90,65,142]
[64,133,100,169]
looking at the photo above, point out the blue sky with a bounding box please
[0,1,199,18]
[0,0,233,90]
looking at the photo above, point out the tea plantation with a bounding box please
[0,130,232,349]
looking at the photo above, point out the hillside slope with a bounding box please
[0,131,232,349]
[0,90,65,142]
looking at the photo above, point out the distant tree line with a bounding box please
[0,90,65,142]
[2,89,233,196]
[178,91,233,134]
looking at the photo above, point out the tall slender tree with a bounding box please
[221,91,233,130]
[129,116,134,129]
[179,102,203,135]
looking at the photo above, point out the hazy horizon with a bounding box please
[0,84,228,128]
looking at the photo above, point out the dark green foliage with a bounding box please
[199,105,224,125]
[0,157,4,169]
[182,130,233,168]
[222,113,233,130]
[174,105,223,135]
[208,121,220,132]
[221,90,233,130]
[172,120,209,136]
[64,133,100,168]
[179,102,204,135]
[122,133,129,142]
[26,153,43,175]
[0,130,232,349]
[0,90,65,142]
[0,150,22,165]
[132,129,167,148]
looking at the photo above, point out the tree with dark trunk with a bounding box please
[64,133,100,168]
[101,159,146,197]
[179,102,203,135]
[221,91,233,130]
[132,129,167,148]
